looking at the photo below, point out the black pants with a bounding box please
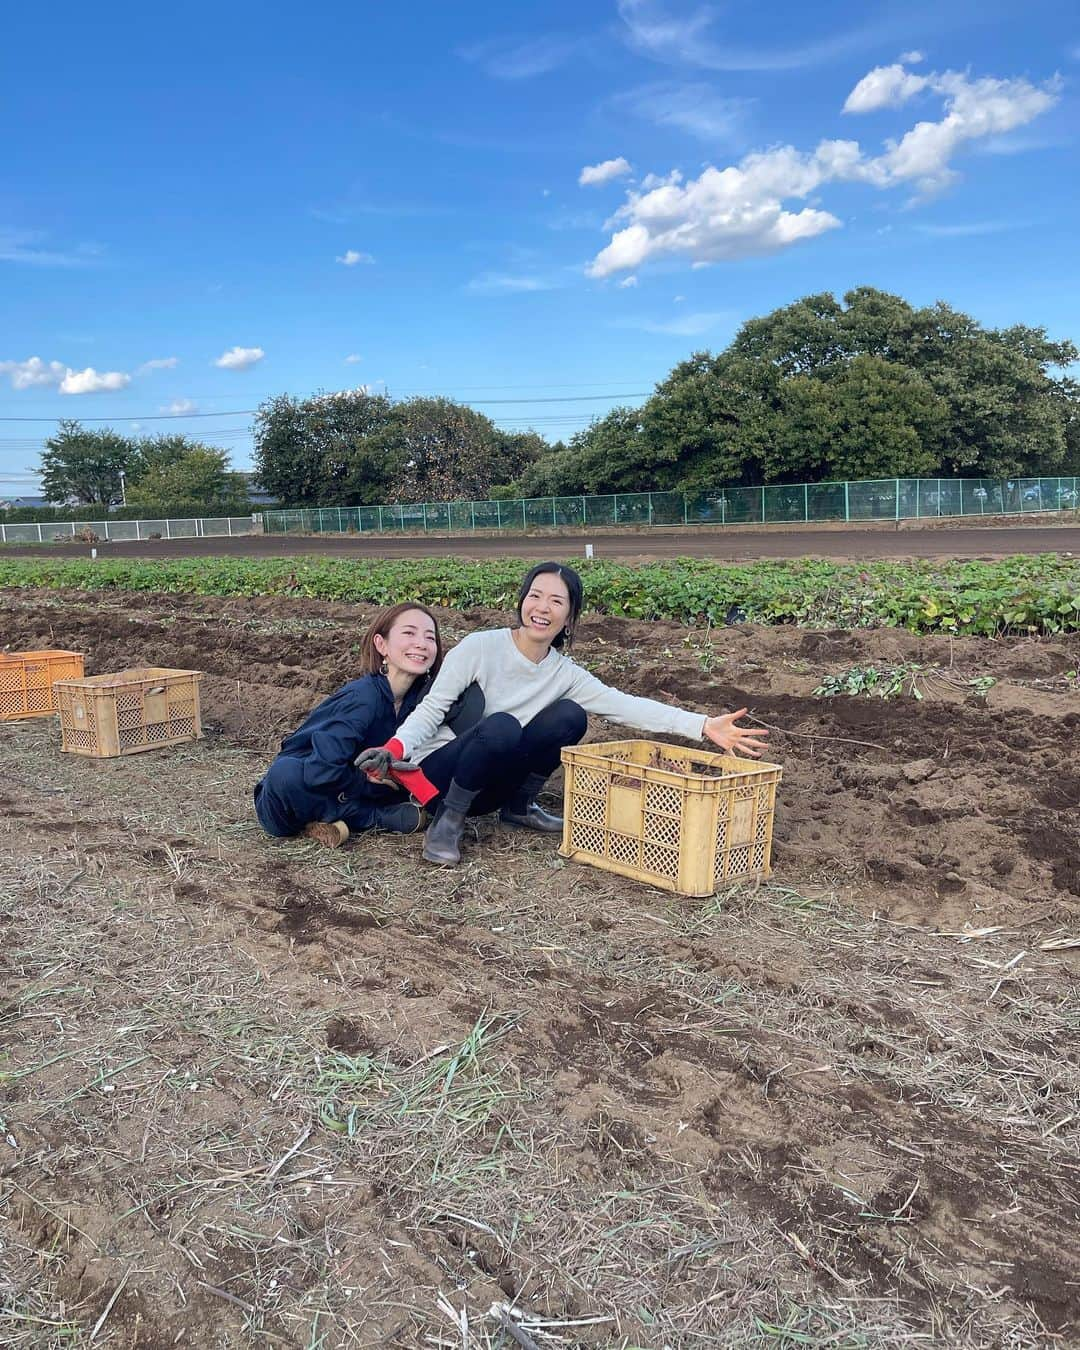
[419,700,587,815]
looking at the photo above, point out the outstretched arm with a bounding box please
[563,665,769,757]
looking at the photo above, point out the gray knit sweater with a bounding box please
[395,628,707,763]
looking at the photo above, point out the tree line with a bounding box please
[517,288,1079,498]
[253,289,1078,506]
[28,421,250,516]
[25,288,1079,517]
[251,392,547,506]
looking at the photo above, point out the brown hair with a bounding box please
[357,602,444,680]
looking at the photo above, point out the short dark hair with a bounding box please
[357,602,444,678]
[516,562,584,649]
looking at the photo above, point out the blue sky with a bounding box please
[2,0,1077,494]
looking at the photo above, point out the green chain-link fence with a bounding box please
[262,475,1079,536]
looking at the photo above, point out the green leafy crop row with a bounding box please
[0,553,1077,635]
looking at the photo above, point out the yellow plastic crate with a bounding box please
[54,667,203,757]
[559,739,782,897]
[0,650,85,720]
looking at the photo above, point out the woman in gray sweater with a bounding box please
[358,561,769,865]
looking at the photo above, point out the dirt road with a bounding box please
[5,522,1079,562]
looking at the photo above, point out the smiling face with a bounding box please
[374,607,439,678]
[518,571,572,647]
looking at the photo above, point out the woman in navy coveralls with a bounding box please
[254,603,443,846]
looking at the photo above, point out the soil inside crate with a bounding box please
[610,750,738,785]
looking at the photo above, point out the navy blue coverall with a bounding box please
[254,672,428,837]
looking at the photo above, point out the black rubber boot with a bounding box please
[422,780,479,865]
[499,773,563,834]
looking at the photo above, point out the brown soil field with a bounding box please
[2,586,1079,1348]
[3,520,1080,563]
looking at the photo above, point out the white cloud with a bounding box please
[588,145,847,276]
[344,353,363,364]
[0,357,132,393]
[618,275,639,288]
[336,249,375,266]
[0,230,102,267]
[617,0,892,72]
[459,34,582,79]
[978,132,1068,155]
[611,82,752,142]
[59,367,131,395]
[137,356,179,374]
[0,357,67,390]
[640,169,683,190]
[914,219,1022,237]
[899,50,925,64]
[579,157,633,187]
[161,398,197,414]
[588,61,1059,275]
[843,63,930,113]
[465,272,560,294]
[615,310,729,337]
[850,67,1061,194]
[215,345,265,370]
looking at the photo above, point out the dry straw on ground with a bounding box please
[1,586,1078,1347]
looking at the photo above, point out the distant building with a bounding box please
[237,472,277,506]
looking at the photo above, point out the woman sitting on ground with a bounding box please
[254,603,443,847]
[358,561,769,865]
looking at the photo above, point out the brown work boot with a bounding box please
[302,820,350,848]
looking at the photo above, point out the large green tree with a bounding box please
[386,398,535,503]
[39,421,135,505]
[772,357,947,482]
[520,288,1079,495]
[252,390,397,505]
[40,422,249,510]
[126,446,248,510]
[518,408,651,497]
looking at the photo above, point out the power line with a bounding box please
[1,381,651,408]
[0,426,255,443]
[0,392,648,424]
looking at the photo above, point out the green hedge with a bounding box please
[0,503,252,524]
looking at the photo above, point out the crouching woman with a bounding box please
[357,562,768,865]
[254,603,443,847]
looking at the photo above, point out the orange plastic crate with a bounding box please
[559,739,782,897]
[0,650,85,720]
[54,667,203,757]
